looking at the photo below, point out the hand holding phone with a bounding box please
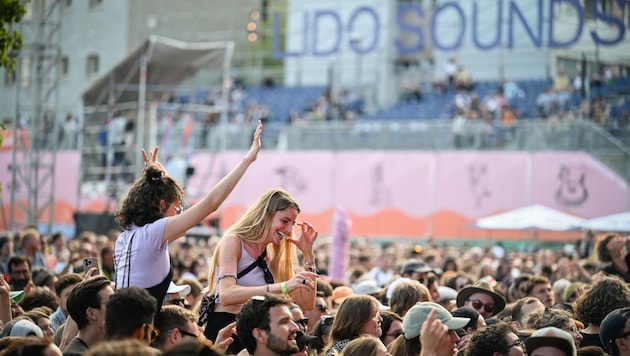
[82,257,100,275]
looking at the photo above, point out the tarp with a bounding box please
[82,35,234,106]
[475,204,585,231]
[583,211,630,232]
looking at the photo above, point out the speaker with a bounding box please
[74,213,119,236]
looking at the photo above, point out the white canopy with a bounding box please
[583,211,630,232]
[475,204,585,231]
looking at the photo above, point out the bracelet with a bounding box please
[280,282,288,294]
[217,273,238,282]
[304,260,318,273]
[265,284,270,293]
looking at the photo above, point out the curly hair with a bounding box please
[575,275,630,325]
[527,308,574,331]
[596,233,619,263]
[115,163,184,229]
[466,322,516,356]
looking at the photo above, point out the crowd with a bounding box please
[2,121,630,356]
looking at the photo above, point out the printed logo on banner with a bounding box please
[275,166,308,192]
[469,164,491,207]
[556,165,588,207]
[370,164,391,206]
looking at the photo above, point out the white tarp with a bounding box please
[583,211,630,233]
[475,204,585,231]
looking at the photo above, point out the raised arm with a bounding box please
[161,120,263,244]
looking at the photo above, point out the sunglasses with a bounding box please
[171,204,183,215]
[166,298,186,306]
[321,315,334,326]
[315,304,328,313]
[468,299,495,312]
[169,328,198,339]
[508,339,526,351]
[294,318,309,328]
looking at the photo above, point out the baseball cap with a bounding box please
[0,319,44,338]
[600,306,630,356]
[331,286,354,306]
[353,279,383,296]
[167,281,191,297]
[526,327,577,356]
[402,259,433,275]
[402,302,470,340]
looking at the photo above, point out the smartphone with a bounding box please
[82,257,100,273]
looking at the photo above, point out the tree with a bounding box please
[0,0,28,72]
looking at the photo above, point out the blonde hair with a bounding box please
[207,188,301,295]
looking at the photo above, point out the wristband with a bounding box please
[280,282,288,294]
[265,284,270,293]
[304,260,318,273]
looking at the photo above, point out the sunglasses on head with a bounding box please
[468,299,494,312]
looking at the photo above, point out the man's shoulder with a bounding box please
[63,337,89,355]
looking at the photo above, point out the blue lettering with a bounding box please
[312,10,342,56]
[591,0,626,46]
[431,2,465,51]
[348,6,380,54]
[272,12,302,59]
[549,0,583,48]
[472,0,502,50]
[395,4,425,54]
[508,0,543,49]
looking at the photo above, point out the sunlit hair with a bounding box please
[466,322,516,356]
[575,275,630,325]
[327,295,380,347]
[207,188,300,294]
[341,336,386,356]
[115,163,183,229]
[83,339,162,356]
[511,296,542,327]
[389,280,430,317]
[525,275,550,295]
[527,308,574,332]
[153,305,197,348]
[596,233,619,263]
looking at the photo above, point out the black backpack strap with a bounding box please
[237,249,267,279]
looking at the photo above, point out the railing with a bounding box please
[80,119,630,183]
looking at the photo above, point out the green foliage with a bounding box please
[0,0,28,72]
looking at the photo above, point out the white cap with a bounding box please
[167,281,191,297]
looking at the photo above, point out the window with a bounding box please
[89,0,102,9]
[86,55,99,78]
[60,56,69,79]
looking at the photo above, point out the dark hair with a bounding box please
[596,233,618,262]
[0,236,10,250]
[8,255,31,275]
[0,336,57,355]
[576,275,630,325]
[236,295,293,354]
[466,322,516,355]
[115,163,184,229]
[379,310,403,344]
[525,275,550,295]
[105,287,157,340]
[19,288,57,312]
[54,273,83,297]
[153,305,197,348]
[511,297,542,327]
[162,339,224,356]
[311,316,334,352]
[67,276,112,330]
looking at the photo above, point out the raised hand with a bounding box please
[141,146,167,171]
[244,120,263,163]
[287,221,318,256]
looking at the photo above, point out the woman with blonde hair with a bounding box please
[341,335,391,356]
[202,188,319,354]
[325,295,383,355]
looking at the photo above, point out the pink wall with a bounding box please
[1,150,627,239]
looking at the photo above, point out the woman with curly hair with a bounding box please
[575,275,630,349]
[114,121,262,313]
[527,308,583,349]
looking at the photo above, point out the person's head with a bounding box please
[311,315,334,353]
[53,273,82,315]
[164,281,191,309]
[161,339,225,356]
[330,295,383,343]
[236,294,299,355]
[511,296,545,329]
[115,162,184,229]
[82,339,162,356]
[177,278,203,307]
[0,336,62,356]
[576,275,630,327]
[389,280,431,317]
[600,306,630,356]
[526,327,577,356]
[597,233,621,262]
[512,274,531,300]
[100,243,115,268]
[401,302,469,355]
[20,227,41,253]
[105,287,157,343]
[341,335,391,356]
[456,281,506,319]
[451,306,486,335]
[466,321,524,356]
[22,309,54,341]
[19,288,57,312]
[305,294,328,331]
[379,310,403,346]
[67,276,114,331]
[0,318,44,338]
[0,235,14,257]
[446,271,474,292]
[8,255,32,290]
[153,305,200,351]
[526,275,555,308]
[528,308,583,349]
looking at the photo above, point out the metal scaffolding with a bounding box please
[9,0,62,234]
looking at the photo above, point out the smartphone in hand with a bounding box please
[82,257,100,274]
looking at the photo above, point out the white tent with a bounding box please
[583,211,630,232]
[475,204,585,231]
